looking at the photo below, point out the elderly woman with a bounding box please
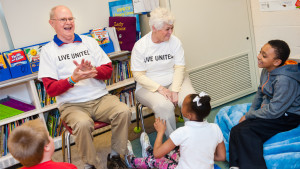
[131,7,195,137]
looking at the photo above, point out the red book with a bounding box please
[109,17,136,51]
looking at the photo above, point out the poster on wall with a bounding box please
[259,0,297,11]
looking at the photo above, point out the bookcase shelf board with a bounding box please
[0,109,38,126]
[107,77,135,91]
[0,73,38,89]
[107,50,130,60]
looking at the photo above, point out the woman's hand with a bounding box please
[154,117,166,134]
[157,86,172,101]
[171,92,178,106]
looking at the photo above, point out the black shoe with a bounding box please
[107,154,128,169]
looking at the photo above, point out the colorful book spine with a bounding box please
[105,59,133,86]
[35,81,56,107]
[110,84,136,107]
[45,109,63,138]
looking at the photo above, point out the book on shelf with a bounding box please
[23,43,44,63]
[108,0,141,33]
[45,109,62,138]
[2,49,28,68]
[0,97,35,112]
[0,96,36,120]
[46,111,55,137]
[105,59,133,86]
[106,27,121,52]
[0,126,3,156]
[0,54,7,69]
[3,125,8,156]
[0,105,24,121]
[2,49,32,78]
[90,28,111,45]
[110,84,136,107]
[23,42,48,72]
[109,16,137,51]
[35,81,56,107]
[89,27,115,54]
[0,54,11,82]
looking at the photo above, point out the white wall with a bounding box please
[0,17,10,52]
[0,0,111,50]
[0,2,11,52]
[250,1,300,59]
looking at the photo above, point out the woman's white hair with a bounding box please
[149,7,175,31]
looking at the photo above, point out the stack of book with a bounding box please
[110,84,136,107]
[44,109,63,138]
[105,59,133,85]
[35,81,56,107]
[0,97,35,121]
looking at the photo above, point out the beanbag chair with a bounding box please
[215,103,300,169]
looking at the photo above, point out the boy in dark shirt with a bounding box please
[229,40,300,169]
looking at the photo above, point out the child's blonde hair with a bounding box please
[8,119,50,167]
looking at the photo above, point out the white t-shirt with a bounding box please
[38,35,111,106]
[131,31,185,91]
[170,121,223,169]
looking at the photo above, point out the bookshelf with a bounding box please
[0,50,137,168]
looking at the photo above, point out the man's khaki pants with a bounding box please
[59,94,131,167]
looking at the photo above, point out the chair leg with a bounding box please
[62,130,66,162]
[134,102,141,133]
[66,132,72,163]
[139,105,146,133]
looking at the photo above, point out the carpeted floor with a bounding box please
[10,92,255,169]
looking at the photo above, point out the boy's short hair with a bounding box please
[8,119,50,167]
[268,40,290,66]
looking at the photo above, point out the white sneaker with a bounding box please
[127,140,134,156]
[125,140,134,168]
[140,132,151,158]
[229,167,239,169]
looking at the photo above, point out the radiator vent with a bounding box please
[188,53,256,108]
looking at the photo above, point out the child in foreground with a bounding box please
[126,92,226,169]
[8,119,77,169]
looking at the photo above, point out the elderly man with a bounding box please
[38,5,131,169]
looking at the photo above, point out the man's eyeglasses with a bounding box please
[51,17,75,23]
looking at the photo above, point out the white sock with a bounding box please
[110,149,119,158]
